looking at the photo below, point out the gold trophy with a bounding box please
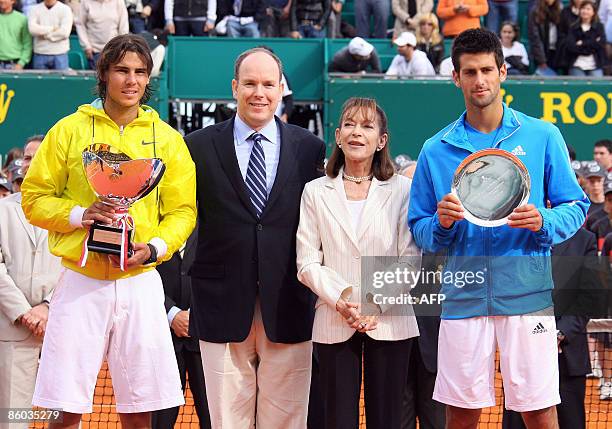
[80,144,165,271]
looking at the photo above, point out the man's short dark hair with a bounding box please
[24,134,45,150]
[234,48,283,82]
[451,28,505,72]
[594,139,612,153]
[96,34,154,104]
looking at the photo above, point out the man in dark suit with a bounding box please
[185,47,325,428]
[503,227,603,429]
[151,230,211,429]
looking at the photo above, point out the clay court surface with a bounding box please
[30,358,611,429]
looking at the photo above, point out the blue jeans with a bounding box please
[297,23,326,38]
[569,67,604,77]
[534,65,557,76]
[226,19,260,37]
[129,16,147,33]
[486,0,518,34]
[174,19,210,36]
[32,53,69,70]
[0,61,17,69]
[355,0,389,39]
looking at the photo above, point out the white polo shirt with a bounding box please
[385,49,436,77]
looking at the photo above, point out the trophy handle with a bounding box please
[138,163,166,201]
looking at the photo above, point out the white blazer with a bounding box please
[297,171,421,344]
[0,193,62,342]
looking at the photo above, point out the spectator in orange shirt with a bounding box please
[436,0,488,38]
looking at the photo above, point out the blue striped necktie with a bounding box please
[245,132,267,217]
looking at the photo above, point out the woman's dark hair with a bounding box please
[577,0,599,23]
[96,34,154,104]
[326,97,395,181]
[451,28,505,72]
[499,21,520,42]
[534,0,561,25]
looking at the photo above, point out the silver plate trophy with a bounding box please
[80,144,165,270]
[451,149,530,227]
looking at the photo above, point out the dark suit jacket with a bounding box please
[185,116,326,344]
[157,230,200,352]
[552,227,600,377]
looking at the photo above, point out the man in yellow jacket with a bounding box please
[21,34,197,428]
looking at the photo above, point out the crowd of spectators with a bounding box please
[0,0,610,75]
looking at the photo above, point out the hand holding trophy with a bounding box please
[79,144,166,271]
[451,148,531,227]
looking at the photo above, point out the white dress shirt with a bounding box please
[233,114,281,196]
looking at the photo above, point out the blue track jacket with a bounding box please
[408,104,590,319]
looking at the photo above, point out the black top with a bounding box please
[173,0,208,18]
[527,5,562,67]
[565,21,607,69]
[552,228,601,376]
[157,230,200,352]
[559,6,579,39]
[602,232,612,261]
[290,0,331,30]
[416,40,444,72]
[217,0,267,21]
[585,202,605,231]
[591,216,612,250]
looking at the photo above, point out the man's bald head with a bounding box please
[234,48,283,83]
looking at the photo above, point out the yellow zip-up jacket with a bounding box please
[21,100,197,280]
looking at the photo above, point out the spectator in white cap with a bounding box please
[10,167,24,193]
[386,31,435,76]
[329,36,382,73]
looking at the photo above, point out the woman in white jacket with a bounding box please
[296,97,421,429]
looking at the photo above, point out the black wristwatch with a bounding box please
[143,243,158,265]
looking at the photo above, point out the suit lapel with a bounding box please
[262,118,297,217]
[13,194,36,245]
[320,173,360,250]
[356,177,392,242]
[211,117,258,219]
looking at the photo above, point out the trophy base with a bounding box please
[87,223,134,257]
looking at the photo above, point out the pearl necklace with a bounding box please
[342,172,373,184]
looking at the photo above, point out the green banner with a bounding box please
[325,78,612,160]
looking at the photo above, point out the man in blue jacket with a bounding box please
[408,28,590,429]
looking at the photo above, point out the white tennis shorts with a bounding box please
[32,268,184,414]
[434,307,560,412]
